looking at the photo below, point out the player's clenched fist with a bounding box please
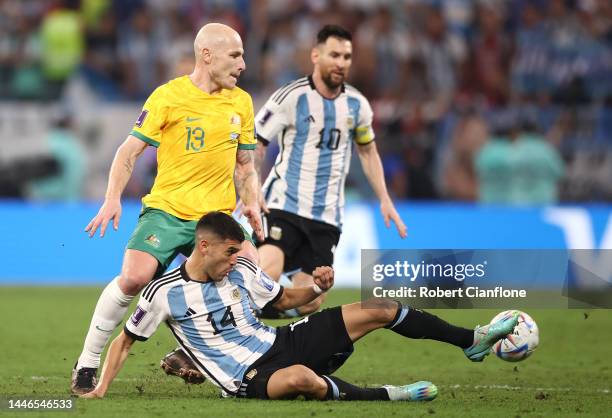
[313,266,334,292]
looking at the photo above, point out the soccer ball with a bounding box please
[490,310,539,362]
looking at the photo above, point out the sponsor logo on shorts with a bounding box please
[145,234,160,248]
[130,306,147,326]
[135,109,148,127]
[270,226,282,240]
[245,369,258,380]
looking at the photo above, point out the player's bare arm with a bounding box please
[273,266,334,310]
[356,141,407,238]
[235,148,263,240]
[85,135,148,238]
[80,331,136,398]
[254,141,269,213]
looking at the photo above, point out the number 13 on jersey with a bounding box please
[185,126,205,151]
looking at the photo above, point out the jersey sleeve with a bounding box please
[254,90,290,145]
[236,257,283,309]
[355,96,375,145]
[130,86,168,148]
[238,92,256,150]
[124,295,167,341]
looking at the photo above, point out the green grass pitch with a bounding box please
[1,287,610,417]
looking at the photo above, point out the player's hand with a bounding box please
[242,204,264,242]
[85,198,122,238]
[235,194,269,217]
[313,266,334,292]
[380,198,407,239]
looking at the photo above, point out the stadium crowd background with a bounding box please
[1,0,612,205]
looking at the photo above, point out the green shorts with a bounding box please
[127,207,253,277]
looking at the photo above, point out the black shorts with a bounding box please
[256,209,341,275]
[238,307,354,399]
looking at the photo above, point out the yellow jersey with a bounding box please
[130,75,256,220]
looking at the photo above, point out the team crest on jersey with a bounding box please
[135,109,148,127]
[346,116,355,129]
[231,288,240,300]
[229,132,240,143]
[144,234,160,248]
[230,114,241,125]
[270,226,282,240]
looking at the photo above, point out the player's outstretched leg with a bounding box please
[71,250,158,395]
[341,299,518,362]
[266,365,437,401]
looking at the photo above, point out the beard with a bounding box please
[321,70,345,90]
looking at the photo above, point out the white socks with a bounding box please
[76,277,134,370]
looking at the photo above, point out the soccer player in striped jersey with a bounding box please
[253,25,407,317]
[71,23,263,394]
[81,212,518,401]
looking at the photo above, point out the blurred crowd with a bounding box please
[1,0,612,203]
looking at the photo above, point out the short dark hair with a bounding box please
[316,25,352,45]
[196,212,245,243]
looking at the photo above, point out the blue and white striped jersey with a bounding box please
[124,257,282,394]
[255,76,375,228]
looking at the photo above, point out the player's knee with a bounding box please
[118,272,152,295]
[285,366,320,393]
[263,263,283,282]
[258,245,284,281]
[364,298,399,325]
[380,304,399,325]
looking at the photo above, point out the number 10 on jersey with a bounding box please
[316,128,341,150]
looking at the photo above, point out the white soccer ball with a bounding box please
[490,310,539,362]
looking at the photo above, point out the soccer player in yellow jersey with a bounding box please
[71,23,263,394]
